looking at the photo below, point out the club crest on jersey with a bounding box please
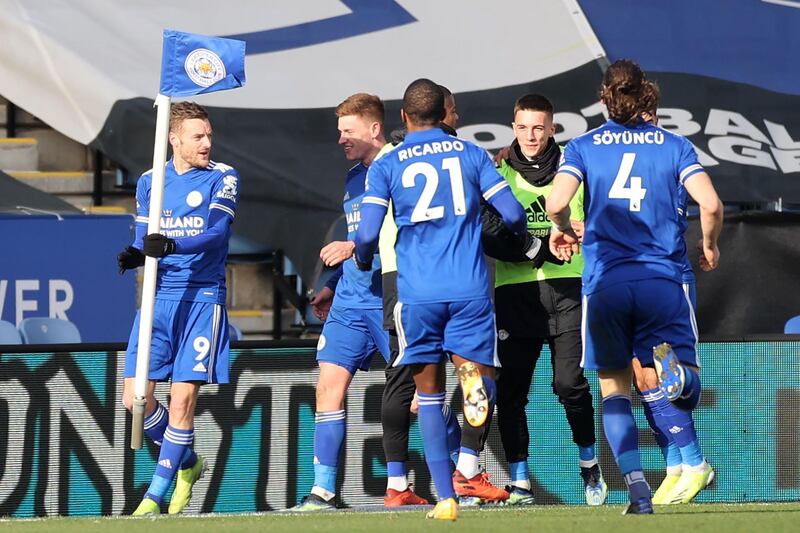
[184,48,226,88]
[216,174,238,201]
[186,190,203,207]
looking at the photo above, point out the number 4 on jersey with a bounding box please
[609,152,647,211]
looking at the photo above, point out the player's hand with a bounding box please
[697,239,720,271]
[117,246,145,274]
[549,228,580,263]
[310,286,334,321]
[570,219,585,241]
[410,391,419,415]
[492,145,511,166]
[143,233,177,257]
[320,241,355,267]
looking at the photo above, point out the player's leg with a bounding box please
[496,335,540,504]
[122,305,172,448]
[632,357,682,504]
[583,285,652,515]
[395,301,457,520]
[635,279,712,504]
[550,330,606,506]
[445,298,507,504]
[293,306,372,510]
[378,334,429,505]
[139,301,227,515]
[667,283,702,412]
[413,362,458,520]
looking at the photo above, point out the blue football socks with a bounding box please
[418,392,456,501]
[313,409,346,497]
[602,395,650,501]
[674,366,702,411]
[144,425,194,505]
[640,389,682,472]
[442,403,462,465]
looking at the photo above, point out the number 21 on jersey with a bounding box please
[609,152,647,212]
[402,157,466,222]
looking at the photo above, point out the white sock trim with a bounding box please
[456,453,480,479]
[387,475,409,492]
[579,458,598,469]
[511,479,531,491]
[311,486,336,501]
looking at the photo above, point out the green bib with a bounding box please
[494,159,584,287]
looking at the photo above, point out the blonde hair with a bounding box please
[335,93,384,124]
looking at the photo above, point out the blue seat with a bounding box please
[0,320,22,344]
[229,323,243,341]
[784,315,800,334]
[19,317,81,344]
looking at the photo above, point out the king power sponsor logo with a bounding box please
[460,103,800,175]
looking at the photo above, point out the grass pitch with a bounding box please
[3,503,800,532]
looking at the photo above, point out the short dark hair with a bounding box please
[513,94,553,118]
[438,84,453,97]
[169,101,209,132]
[402,78,445,126]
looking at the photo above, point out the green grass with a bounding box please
[3,503,800,533]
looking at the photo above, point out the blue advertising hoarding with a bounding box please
[0,214,136,343]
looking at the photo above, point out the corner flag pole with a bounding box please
[131,93,171,449]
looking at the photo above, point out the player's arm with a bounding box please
[143,209,233,257]
[684,171,723,271]
[546,173,580,231]
[679,140,723,271]
[353,162,390,271]
[354,203,386,270]
[547,142,584,262]
[143,171,239,257]
[476,148,526,236]
[323,265,342,292]
[118,175,149,272]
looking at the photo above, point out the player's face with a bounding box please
[512,109,555,158]
[337,114,378,162]
[443,94,459,130]
[171,118,212,169]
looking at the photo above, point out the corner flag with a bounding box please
[159,29,246,97]
[132,29,245,450]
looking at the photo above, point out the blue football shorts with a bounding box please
[316,304,390,374]
[392,298,499,368]
[581,278,699,371]
[124,298,230,384]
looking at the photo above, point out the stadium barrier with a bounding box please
[0,338,798,516]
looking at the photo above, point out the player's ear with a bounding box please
[400,108,407,125]
[371,121,381,139]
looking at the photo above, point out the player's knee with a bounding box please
[121,392,133,412]
[316,380,345,407]
[167,394,194,421]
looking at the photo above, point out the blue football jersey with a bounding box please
[558,120,704,294]
[134,159,238,304]
[332,163,383,310]
[362,128,509,304]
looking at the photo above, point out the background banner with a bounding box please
[0,214,136,342]
[1,340,799,516]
